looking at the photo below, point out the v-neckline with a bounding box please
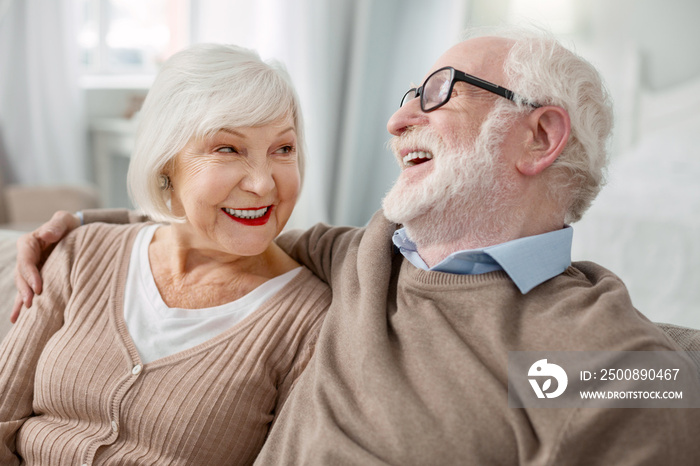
[107,224,310,369]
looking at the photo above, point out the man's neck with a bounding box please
[413,233,510,268]
[405,215,564,269]
[402,215,518,267]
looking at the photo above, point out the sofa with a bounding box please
[2,228,700,352]
[1,229,21,339]
[0,184,100,232]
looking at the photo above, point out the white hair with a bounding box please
[127,43,306,223]
[464,26,614,223]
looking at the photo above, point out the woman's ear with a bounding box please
[516,106,571,176]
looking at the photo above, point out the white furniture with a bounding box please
[90,117,137,208]
[571,77,700,328]
[0,229,20,339]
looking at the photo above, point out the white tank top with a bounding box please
[123,224,301,364]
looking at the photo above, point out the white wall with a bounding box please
[589,0,700,90]
[9,0,698,322]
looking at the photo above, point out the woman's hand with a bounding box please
[11,211,81,323]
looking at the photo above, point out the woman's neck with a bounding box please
[146,225,298,309]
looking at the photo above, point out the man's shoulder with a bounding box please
[529,260,679,350]
[559,260,643,315]
[569,260,624,282]
[548,260,631,298]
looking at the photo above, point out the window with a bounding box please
[78,0,191,78]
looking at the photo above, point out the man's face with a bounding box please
[382,109,517,246]
[382,38,520,244]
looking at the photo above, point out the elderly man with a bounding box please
[11,28,700,464]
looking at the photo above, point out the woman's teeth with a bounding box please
[403,151,434,167]
[223,207,269,219]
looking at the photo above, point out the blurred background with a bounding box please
[0,0,698,326]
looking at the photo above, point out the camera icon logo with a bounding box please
[528,359,568,399]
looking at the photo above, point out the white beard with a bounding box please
[382,113,520,249]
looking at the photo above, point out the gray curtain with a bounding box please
[0,0,86,186]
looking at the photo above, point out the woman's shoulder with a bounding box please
[76,221,153,239]
[64,222,156,259]
[295,265,330,288]
[278,266,331,307]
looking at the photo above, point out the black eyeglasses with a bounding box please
[400,66,540,112]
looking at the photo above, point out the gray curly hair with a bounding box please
[466,26,614,223]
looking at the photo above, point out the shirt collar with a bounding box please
[392,226,573,294]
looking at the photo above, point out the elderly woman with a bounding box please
[0,44,330,465]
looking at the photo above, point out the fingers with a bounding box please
[10,293,25,324]
[14,210,80,299]
[35,211,81,244]
[11,210,80,324]
[15,230,46,297]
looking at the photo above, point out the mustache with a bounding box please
[389,127,446,156]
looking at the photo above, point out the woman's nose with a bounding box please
[239,162,275,196]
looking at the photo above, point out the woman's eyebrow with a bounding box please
[218,128,245,137]
[217,126,295,137]
[276,126,295,136]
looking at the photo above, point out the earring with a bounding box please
[158,174,171,191]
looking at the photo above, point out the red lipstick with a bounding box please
[222,206,273,226]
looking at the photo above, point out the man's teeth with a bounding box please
[402,151,433,167]
[223,207,269,219]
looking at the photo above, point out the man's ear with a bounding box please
[516,106,571,176]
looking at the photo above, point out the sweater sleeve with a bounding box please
[0,233,77,464]
[274,309,324,416]
[82,208,150,225]
[275,223,359,285]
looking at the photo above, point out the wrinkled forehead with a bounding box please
[423,37,512,86]
[200,112,296,140]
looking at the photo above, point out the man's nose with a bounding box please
[387,97,428,136]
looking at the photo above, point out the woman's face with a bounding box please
[168,115,300,257]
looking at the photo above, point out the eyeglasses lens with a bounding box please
[423,68,453,111]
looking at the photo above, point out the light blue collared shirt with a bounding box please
[392,226,573,294]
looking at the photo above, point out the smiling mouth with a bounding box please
[222,206,270,219]
[221,206,273,226]
[402,150,434,167]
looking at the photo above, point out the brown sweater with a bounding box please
[0,223,331,465]
[252,210,700,465]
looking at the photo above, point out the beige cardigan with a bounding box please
[0,223,331,465]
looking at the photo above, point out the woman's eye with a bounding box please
[276,145,295,154]
[216,146,237,154]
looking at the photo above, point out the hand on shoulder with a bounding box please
[11,211,81,323]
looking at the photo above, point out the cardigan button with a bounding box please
[111,420,118,432]
[132,364,142,375]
